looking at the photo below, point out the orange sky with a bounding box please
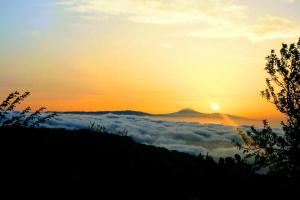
[1,0,299,121]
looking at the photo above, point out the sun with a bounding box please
[211,103,220,111]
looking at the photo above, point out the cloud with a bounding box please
[284,0,296,3]
[56,0,247,24]
[160,43,174,48]
[186,15,300,42]
[249,15,300,41]
[42,113,248,157]
[57,0,299,42]
[1,112,283,157]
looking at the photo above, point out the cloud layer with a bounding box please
[43,113,246,157]
[57,0,300,41]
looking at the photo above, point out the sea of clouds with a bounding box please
[42,113,251,157]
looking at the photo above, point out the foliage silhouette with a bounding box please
[236,38,300,178]
[0,91,56,128]
[89,122,128,136]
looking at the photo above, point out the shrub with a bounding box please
[0,91,56,128]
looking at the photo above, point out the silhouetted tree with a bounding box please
[0,91,56,128]
[236,38,300,178]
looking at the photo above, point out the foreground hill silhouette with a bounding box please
[1,127,298,199]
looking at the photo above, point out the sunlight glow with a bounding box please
[211,103,220,111]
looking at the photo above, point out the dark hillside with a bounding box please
[0,127,297,199]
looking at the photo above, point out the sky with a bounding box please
[0,0,299,120]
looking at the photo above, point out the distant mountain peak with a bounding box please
[176,108,199,114]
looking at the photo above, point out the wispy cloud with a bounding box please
[56,0,247,24]
[160,43,174,49]
[249,15,300,41]
[56,0,299,41]
[284,0,296,3]
[186,15,300,42]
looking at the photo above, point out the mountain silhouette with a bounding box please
[57,108,258,122]
[151,109,260,126]
[58,110,149,116]
[149,108,252,119]
[154,108,205,117]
